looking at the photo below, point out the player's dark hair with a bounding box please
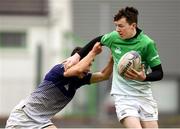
[71,47,82,56]
[114,6,138,24]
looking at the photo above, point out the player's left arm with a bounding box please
[144,64,163,81]
[90,55,113,83]
[124,64,163,81]
[144,41,164,81]
[125,41,164,81]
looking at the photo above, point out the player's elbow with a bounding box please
[102,73,111,80]
[155,70,164,81]
[75,68,83,75]
[159,70,164,80]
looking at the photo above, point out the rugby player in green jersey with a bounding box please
[64,7,163,128]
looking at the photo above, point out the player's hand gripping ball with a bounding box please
[118,51,141,76]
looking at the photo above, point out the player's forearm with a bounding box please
[90,69,112,83]
[63,66,81,77]
[64,52,97,77]
[77,51,97,71]
[144,64,163,81]
[101,58,113,78]
[77,36,103,59]
[90,60,113,83]
[102,68,113,78]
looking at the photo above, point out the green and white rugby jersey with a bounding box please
[101,30,161,96]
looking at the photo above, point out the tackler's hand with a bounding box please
[63,53,80,71]
[91,42,102,55]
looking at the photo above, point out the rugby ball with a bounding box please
[118,51,141,76]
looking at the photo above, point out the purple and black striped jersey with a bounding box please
[44,64,92,98]
[22,64,92,123]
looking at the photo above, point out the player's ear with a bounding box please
[131,23,137,28]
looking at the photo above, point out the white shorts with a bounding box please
[5,101,54,129]
[113,94,158,122]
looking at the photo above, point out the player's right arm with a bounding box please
[77,36,103,59]
[64,36,103,70]
[64,42,102,78]
[64,31,115,69]
[90,55,113,83]
[124,42,164,81]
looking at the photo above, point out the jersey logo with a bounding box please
[120,110,127,116]
[144,113,154,118]
[115,48,122,54]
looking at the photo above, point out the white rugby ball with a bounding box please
[118,51,141,76]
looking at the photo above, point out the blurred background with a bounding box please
[0,0,180,128]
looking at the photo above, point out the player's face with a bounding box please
[114,17,136,40]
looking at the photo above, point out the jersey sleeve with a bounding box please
[78,36,102,59]
[145,42,161,67]
[101,31,117,48]
[44,64,64,82]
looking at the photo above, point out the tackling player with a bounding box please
[5,42,113,129]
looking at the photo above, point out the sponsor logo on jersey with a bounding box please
[115,48,122,54]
